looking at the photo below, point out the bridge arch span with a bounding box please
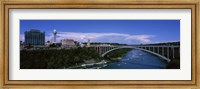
[101,46,170,62]
[101,46,135,57]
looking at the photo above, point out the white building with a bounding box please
[61,39,75,47]
[45,41,51,46]
[79,42,85,47]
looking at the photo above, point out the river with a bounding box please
[75,49,167,69]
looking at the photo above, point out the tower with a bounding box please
[53,29,57,43]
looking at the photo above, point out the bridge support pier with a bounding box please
[167,47,169,58]
[162,47,164,56]
[153,47,155,53]
[172,47,174,59]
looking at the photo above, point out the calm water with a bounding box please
[76,49,167,69]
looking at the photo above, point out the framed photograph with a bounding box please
[0,0,199,89]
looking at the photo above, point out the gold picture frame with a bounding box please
[0,0,199,89]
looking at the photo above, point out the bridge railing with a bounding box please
[137,46,180,59]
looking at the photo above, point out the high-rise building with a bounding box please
[24,29,45,45]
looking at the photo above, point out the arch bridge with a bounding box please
[91,45,180,62]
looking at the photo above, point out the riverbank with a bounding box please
[166,58,180,69]
[67,60,109,69]
[20,47,102,69]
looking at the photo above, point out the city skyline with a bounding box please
[20,20,180,44]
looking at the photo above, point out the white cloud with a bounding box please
[125,35,155,43]
[20,32,155,44]
[49,32,155,44]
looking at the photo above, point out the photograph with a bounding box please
[20,20,180,69]
[1,0,198,88]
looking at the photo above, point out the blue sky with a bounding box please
[20,20,180,44]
